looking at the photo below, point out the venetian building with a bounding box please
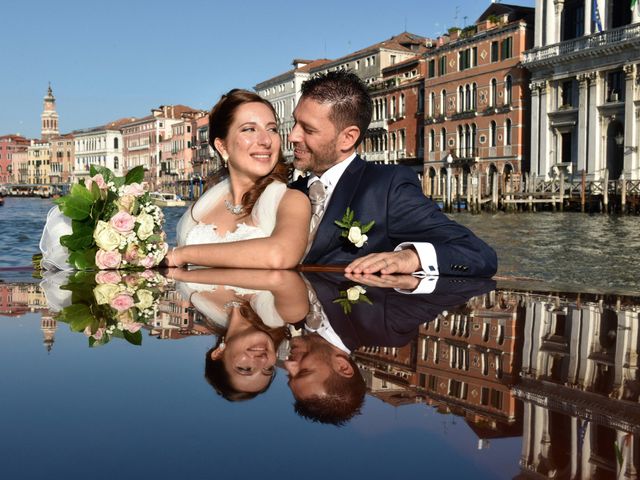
[41,316,57,353]
[515,292,640,479]
[423,3,534,197]
[49,134,75,187]
[523,0,640,180]
[73,118,131,183]
[0,135,29,184]
[41,84,59,141]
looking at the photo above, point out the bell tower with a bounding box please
[41,83,59,141]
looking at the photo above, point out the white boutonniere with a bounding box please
[333,285,373,314]
[334,207,374,248]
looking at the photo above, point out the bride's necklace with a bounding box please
[224,199,245,216]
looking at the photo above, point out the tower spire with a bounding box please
[41,83,59,141]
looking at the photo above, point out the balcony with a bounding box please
[368,118,388,132]
[451,110,477,121]
[523,23,640,67]
[425,114,446,125]
[364,151,389,163]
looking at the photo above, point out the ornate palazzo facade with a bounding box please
[523,0,640,180]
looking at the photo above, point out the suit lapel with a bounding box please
[306,157,366,262]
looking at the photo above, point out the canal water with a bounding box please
[2,197,639,293]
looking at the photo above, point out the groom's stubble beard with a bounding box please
[308,133,342,176]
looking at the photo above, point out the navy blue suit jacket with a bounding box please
[304,272,496,351]
[290,156,497,277]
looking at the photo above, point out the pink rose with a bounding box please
[95,271,122,284]
[123,182,145,197]
[140,254,156,269]
[84,326,105,340]
[110,293,135,312]
[122,274,142,286]
[95,249,122,270]
[122,321,143,333]
[141,270,156,280]
[109,211,135,234]
[124,243,140,263]
[86,174,107,191]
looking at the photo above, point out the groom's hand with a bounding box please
[345,248,421,275]
[344,272,420,290]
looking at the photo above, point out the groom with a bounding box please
[289,71,497,277]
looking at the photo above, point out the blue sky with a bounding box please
[1,0,535,138]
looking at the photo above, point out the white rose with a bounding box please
[94,221,123,252]
[135,289,154,310]
[346,286,363,302]
[348,226,368,248]
[94,283,122,305]
[136,212,155,240]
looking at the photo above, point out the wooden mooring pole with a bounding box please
[580,170,586,213]
[621,176,627,214]
[603,168,609,213]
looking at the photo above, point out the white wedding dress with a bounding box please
[39,206,74,271]
[176,178,287,247]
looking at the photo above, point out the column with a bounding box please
[539,81,551,178]
[587,71,600,177]
[535,0,545,47]
[623,64,637,178]
[546,0,557,45]
[554,0,565,44]
[634,2,640,24]
[530,83,541,176]
[577,73,590,172]
[584,0,592,36]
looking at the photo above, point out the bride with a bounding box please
[165,89,311,269]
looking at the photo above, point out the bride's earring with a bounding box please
[222,153,229,169]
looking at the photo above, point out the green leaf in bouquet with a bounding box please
[61,196,92,221]
[60,304,93,332]
[123,329,143,346]
[113,175,125,188]
[146,234,162,243]
[60,221,94,251]
[68,248,97,270]
[91,181,103,201]
[71,182,93,202]
[125,166,145,185]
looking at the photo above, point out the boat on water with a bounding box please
[150,192,186,207]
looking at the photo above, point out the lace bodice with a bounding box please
[185,222,267,246]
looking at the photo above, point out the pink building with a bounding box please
[0,135,29,184]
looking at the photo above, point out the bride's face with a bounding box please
[215,102,281,181]
[221,328,277,393]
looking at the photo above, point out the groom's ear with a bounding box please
[337,126,361,153]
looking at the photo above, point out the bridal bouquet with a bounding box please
[41,165,168,270]
[55,269,168,347]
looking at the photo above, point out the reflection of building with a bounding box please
[41,315,57,352]
[151,290,212,339]
[423,3,534,197]
[515,291,640,479]
[416,290,523,438]
[523,0,640,180]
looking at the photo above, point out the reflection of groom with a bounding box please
[284,272,496,425]
[289,71,497,277]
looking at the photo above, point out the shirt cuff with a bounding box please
[394,242,439,276]
[395,276,439,294]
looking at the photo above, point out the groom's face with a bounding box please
[290,98,341,175]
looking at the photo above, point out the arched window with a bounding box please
[472,83,477,110]
[457,125,464,156]
[391,132,397,150]
[391,96,396,118]
[505,75,513,105]
[458,86,464,112]
[430,129,435,152]
[490,78,497,107]
[490,121,497,148]
[400,94,406,117]
[429,91,436,116]
[441,128,447,152]
[441,90,447,115]
[114,137,119,149]
[505,118,512,145]
[465,84,471,111]
[399,130,405,150]
[114,156,119,169]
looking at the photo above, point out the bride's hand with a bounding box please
[163,247,184,268]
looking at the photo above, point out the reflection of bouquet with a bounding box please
[56,270,167,346]
[51,165,168,270]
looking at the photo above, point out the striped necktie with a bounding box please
[305,180,327,255]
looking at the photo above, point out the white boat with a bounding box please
[150,192,186,207]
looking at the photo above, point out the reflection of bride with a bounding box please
[172,269,309,401]
[166,89,310,269]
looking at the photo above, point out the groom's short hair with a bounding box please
[301,70,372,148]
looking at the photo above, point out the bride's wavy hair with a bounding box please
[207,89,290,214]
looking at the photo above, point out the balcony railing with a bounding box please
[524,22,640,64]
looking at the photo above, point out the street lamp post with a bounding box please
[446,153,453,212]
